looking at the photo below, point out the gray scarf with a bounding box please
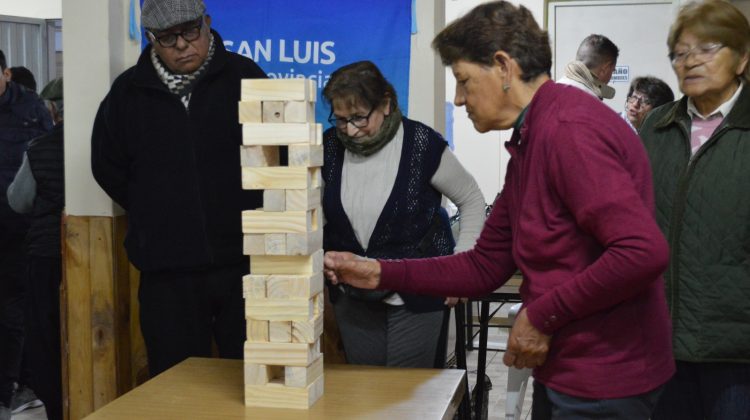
[337,108,403,157]
[564,60,615,99]
[151,33,216,108]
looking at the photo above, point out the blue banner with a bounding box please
[142,0,412,123]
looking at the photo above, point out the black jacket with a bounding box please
[0,81,52,243]
[26,123,64,257]
[91,31,266,272]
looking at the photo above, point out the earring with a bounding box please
[503,83,510,92]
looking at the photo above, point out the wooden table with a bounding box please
[85,358,466,419]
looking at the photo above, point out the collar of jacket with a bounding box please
[654,80,750,130]
[131,29,229,91]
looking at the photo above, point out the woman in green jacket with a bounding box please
[639,1,750,419]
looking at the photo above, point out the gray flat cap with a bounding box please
[142,0,206,31]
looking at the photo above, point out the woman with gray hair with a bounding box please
[639,1,750,418]
[324,2,673,418]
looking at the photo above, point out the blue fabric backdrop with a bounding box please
[140,0,412,123]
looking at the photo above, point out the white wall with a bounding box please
[408,0,446,132]
[445,0,545,204]
[63,0,140,216]
[0,0,61,19]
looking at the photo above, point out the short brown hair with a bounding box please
[432,1,551,82]
[668,0,750,82]
[322,60,398,112]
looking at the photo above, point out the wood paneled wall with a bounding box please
[61,215,147,420]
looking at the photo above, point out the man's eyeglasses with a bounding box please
[626,93,652,108]
[669,42,724,66]
[328,107,375,129]
[148,18,203,48]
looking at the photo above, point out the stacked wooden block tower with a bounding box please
[239,78,325,409]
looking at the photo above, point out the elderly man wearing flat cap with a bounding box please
[91,0,267,376]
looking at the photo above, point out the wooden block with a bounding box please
[250,249,324,275]
[242,123,316,146]
[285,355,323,388]
[283,100,315,123]
[288,143,323,167]
[285,188,321,211]
[243,234,266,255]
[292,313,324,344]
[308,79,317,102]
[245,372,324,409]
[314,292,324,316]
[264,233,286,255]
[242,166,317,190]
[244,340,320,367]
[315,123,322,145]
[286,228,323,256]
[262,101,285,123]
[242,210,313,234]
[242,274,266,299]
[266,272,324,299]
[241,79,315,102]
[245,297,314,321]
[262,190,286,212]
[238,101,262,123]
[244,362,283,385]
[240,145,280,167]
[246,319,269,342]
[269,321,293,343]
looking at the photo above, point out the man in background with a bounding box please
[0,49,51,420]
[558,34,619,100]
[8,77,64,420]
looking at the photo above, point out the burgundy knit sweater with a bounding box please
[380,81,675,399]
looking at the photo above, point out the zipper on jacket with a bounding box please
[666,121,731,321]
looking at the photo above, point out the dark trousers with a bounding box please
[0,240,26,406]
[332,293,447,368]
[24,256,62,420]
[652,360,750,420]
[532,380,663,420]
[138,262,247,377]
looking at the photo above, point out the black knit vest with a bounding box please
[322,117,455,312]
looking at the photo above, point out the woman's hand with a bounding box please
[324,251,381,289]
[502,308,551,369]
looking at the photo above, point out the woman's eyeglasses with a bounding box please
[669,42,724,66]
[328,107,375,129]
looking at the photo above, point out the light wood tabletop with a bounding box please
[84,357,466,419]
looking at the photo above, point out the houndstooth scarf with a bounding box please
[151,33,216,108]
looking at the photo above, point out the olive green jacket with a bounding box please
[640,85,750,363]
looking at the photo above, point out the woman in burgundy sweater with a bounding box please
[324,1,675,418]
